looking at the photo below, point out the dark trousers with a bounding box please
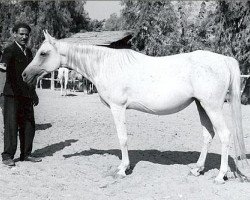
[2,96,35,160]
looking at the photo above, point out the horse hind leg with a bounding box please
[60,79,63,96]
[64,80,68,96]
[200,103,231,184]
[190,100,215,176]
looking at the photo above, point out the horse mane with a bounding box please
[63,42,141,81]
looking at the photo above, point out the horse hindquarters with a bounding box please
[193,57,247,183]
[208,58,247,182]
[190,57,232,183]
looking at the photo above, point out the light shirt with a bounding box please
[15,41,27,56]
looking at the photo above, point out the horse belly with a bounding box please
[127,91,194,115]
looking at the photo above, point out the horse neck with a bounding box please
[56,41,111,84]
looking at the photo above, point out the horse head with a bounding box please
[22,30,62,86]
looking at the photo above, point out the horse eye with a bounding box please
[40,52,47,57]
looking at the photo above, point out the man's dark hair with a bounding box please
[12,22,31,33]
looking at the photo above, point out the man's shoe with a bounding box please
[2,159,15,166]
[23,156,42,162]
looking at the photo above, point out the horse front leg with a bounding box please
[110,104,130,177]
[65,80,68,96]
[60,80,63,96]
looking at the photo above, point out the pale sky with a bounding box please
[85,1,122,20]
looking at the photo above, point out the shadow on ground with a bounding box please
[63,148,250,175]
[35,123,52,131]
[66,94,78,97]
[33,139,78,158]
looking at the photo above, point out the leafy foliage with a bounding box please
[103,13,123,31]
[120,0,250,73]
[1,0,250,73]
[121,0,180,56]
[0,0,91,51]
[88,19,105,32]
[211,1,250,74]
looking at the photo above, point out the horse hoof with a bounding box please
[117,169,126,177]
[214,178,225,184]
[189,168,201,177]
[114,173,126,179]
[106,168,126,179]
[111,170,126,179]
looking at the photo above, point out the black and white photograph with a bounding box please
[0,1,250,199]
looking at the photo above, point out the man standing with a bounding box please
[0,62,6,113]
[1,22,41,166]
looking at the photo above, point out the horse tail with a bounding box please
[228,58,247,161]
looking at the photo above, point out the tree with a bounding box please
[121,0,179,56]
[192,1,217,51]
[103,13,123,31]
[0,1,22,46]
[210,1,250,73]
[88,19,105,32]
[0,0,90,51]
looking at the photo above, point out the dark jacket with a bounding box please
[1,42,37,99]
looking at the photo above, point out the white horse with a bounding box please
[22,31,248,184]
[57,67,69,96]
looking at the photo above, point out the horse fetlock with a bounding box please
[116,169,126,177]
[214,176,226,184]
[109,168,126,179]
[190,165,204,176]
[214,171,228,184]
[116,162,130,177]
[118,162,130,171]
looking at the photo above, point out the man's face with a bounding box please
[14,27,30,46]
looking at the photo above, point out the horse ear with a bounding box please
[43,30,50,41]
[46,30,56,40]
[43,30,56,44]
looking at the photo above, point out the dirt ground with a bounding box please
[0,89,250,200]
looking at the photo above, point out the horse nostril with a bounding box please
[22,72,26,79]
